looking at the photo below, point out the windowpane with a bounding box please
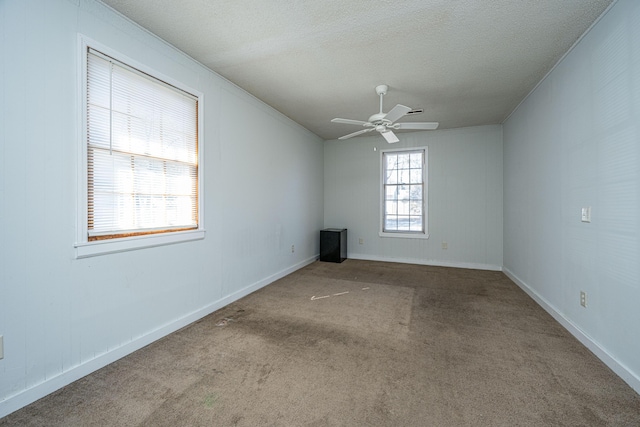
[397,153,410,168]
[409,217,423,231]
[386,201,398,215]
[385,186,397,200]
[410,153,422,168]
[410,201,422,216]
[385,217,398,230]
[382,149,426,234]
[386,168,398,184]
[396,216,410,231]
[87,48,198,239]
[410,185,422,200]
[386,155,398,170]
[397,185,410,201]
[410,169,422,184]
[398,200,410,215]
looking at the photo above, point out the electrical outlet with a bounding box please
[358,238,363,245]
[291,245,295,253]
[580,291,587,308]
[442,241,448,250]
[581,207,591,222]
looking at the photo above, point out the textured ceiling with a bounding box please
[101,0,614,141]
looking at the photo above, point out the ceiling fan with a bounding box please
[331,85,439,143]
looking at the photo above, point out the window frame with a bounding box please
[379,146,429,239]
[75,35,205,258]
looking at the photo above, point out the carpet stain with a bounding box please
[257,363,272,385]
[203,393,219,408]
[215,317,235,327]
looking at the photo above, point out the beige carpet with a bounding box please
[2,260,640,426]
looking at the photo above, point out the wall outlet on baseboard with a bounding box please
[291,245,295,253]
[580,291,587,308]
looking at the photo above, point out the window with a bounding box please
[76,39,204,257]
[380,148,428,238]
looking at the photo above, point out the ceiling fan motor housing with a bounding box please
[368,113,389,124]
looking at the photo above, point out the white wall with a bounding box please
[324,125,503,271]
[0,0,323,417]
[503,0,640,392]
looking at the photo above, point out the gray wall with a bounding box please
[324,125,503,271]
[503,0,640,392]
[0,0,323,416]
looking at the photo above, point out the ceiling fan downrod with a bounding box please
[376,84,388,115]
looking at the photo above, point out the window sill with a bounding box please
[75,229,205,258]
[379,231,430,239]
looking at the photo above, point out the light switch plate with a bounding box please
[581,207,591,222]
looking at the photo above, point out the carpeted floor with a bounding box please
[2,260,640,426]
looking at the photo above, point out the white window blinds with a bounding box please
[86,48,199,240]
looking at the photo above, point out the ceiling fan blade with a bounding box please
[394,122,439,130]
[331,118,370,126]
[338,128,374,140]
[381,130,399,143]
[383,104,412,123]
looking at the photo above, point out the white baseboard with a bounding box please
[0,255,318,419]
[503,267,640,395]
[347,252,502,272]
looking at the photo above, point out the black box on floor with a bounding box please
[320,228,347,263]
